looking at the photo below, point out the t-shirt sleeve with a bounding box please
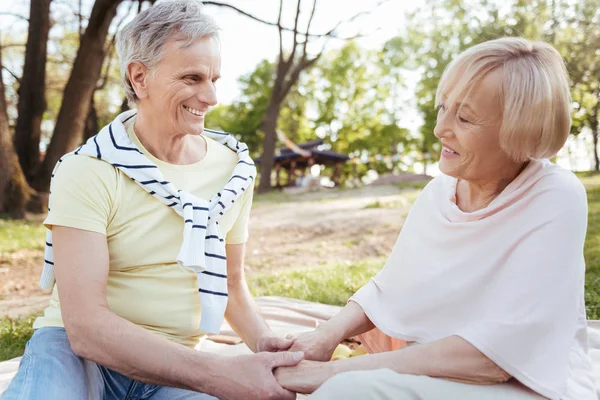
[454,178,588,399]
[43,155,119,235]
[225,182,255,245]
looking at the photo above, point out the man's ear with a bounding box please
[127,62,151,100]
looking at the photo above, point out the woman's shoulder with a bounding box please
[530,159,586,200]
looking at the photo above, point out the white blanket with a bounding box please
[1,297,599,398]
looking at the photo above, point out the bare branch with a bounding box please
[0,12,28,23]
[277,0,284,64]
[281,53,321,100]
[2,66,21,84]
[203,1,331,38]
[319,0,392,38]
[291,0,302,55]
[303,0,318,55]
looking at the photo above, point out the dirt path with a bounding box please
[0,184,418,317]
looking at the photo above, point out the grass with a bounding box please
[0,314,37,361]
[584,184,600,319]
[0,217,46,255]
[248,259,383,306]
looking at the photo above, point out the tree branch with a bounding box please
[320,0,391,38]
[0,12,28,23]
[204,1,354,38]
[303,0,318,56]
[2,66,21,84]
[277,0,284,64]
[290,0,302,58]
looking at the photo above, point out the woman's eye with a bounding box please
[458,116,471,124]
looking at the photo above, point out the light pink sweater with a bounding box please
[351,159,596,400]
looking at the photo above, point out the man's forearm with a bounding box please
[225,281,271,352]
[68,307,225,395]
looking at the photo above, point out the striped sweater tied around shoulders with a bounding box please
[39,110,257,334]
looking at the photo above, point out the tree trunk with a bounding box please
[84,94,99,141]
[0,38,31,218]
[257,99,282,193]
[120,96,130,113]
[32,0,122,193]
[13,0,52,184]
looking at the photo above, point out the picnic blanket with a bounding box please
[1,297,600,398]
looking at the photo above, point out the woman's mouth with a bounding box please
[442,146,460,158]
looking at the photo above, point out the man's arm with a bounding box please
[224,243,290,353]
[54,226,301,399]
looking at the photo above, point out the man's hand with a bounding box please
[286,329,339,362]
[275,360,335,395]
[257,335,294,353]
[212,351,304,400]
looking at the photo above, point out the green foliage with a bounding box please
[584,182,600,318]
[0,314,37,362]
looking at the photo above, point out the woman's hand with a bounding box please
[274,360,335,394]
[256,335,294,353]
[286,328,340,362]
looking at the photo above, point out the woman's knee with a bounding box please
[309,370,428,400]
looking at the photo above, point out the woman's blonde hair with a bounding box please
[435,37,571,162]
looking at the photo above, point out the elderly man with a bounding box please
[2,2,302,400]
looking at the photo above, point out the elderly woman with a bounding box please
[275,37,597,400]
[3,2,304,400]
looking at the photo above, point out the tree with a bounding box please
[13,0,52,183]
[32,0,123,194]
[555,0,600,170]
[311,41,411,180]
[206,0,384,192]
[0,36,31,218]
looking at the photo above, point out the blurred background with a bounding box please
[1,0,600,360]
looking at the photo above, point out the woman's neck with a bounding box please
[456,161,528,213]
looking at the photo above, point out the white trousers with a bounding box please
[308,369,545,400]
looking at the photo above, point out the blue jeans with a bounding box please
[2,327,217,400]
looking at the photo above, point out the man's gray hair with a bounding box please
[116,0,220,105]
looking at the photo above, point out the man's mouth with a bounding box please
[183,105,206,117]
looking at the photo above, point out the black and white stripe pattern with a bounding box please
[39,110,257,334]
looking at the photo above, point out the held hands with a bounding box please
[274,360,334,395]
[257,335,294,353]
[285,328,339,362]
[215,351,305,400]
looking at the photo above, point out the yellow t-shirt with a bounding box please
[33,120,254,347]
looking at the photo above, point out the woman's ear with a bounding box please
[127,62,150,101]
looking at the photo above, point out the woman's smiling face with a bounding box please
[433,69,518,181]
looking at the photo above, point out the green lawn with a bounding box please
[0,314,37,361]
[0,217,46,255]
[248,259,383,306]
